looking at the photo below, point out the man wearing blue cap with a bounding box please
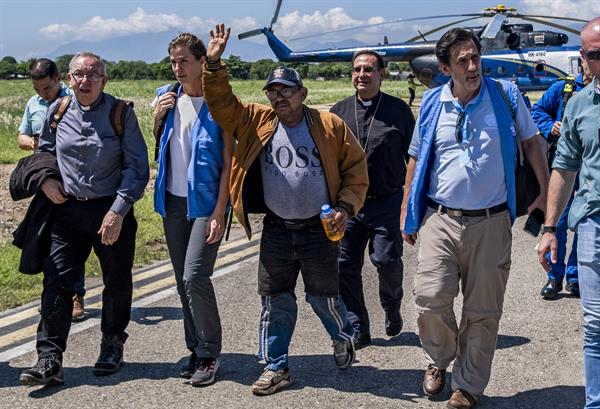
[201,24,368,396]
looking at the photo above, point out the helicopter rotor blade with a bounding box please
[518,16,582,35]
[238,28,265,40]
[512,14,587,23]
[481,13,507,39]
[287,13,483,42]
[405,16,481,42]
[270,0,283,29]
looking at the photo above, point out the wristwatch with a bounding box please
[205,59,222,71]
[542,225,557,234]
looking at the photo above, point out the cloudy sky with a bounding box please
[0,0,596,60]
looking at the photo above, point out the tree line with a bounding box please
[0,54,411,81]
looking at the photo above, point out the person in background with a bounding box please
[531,57,593,300]
[407,73,419,107]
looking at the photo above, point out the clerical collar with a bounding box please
[356,92,381,107]
[77,93,104,111]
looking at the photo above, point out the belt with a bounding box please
[267,212,321,231]
[366,189,401,200]
[428,199,508,218]
[69,195,90,201]
[68,195,114,202]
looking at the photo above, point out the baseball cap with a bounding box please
[263,66,303,90]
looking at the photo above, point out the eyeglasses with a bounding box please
[71,71,104,82]
[352,66,377,74]
[265,87,299,100]
[454,111,467,144]
[582,49,600,61]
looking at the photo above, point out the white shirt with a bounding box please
[167,95,204,197]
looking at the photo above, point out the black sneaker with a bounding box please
[332,338,355,370]
[93,333,128,376]
[189,357,220,386]
[19,355,64,386]
[353,331,372,350]
[385,309,403,337]
[180,352,197,379]
[252,368,292,396]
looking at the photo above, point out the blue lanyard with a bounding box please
[449,84,486,146]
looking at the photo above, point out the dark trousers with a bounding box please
[36,197,136,358]
[163,192,223,359]
[338,192,404,334]
[74,270,86,297]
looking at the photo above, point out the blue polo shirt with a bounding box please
[409,81,538,210]
[18,82,70,136]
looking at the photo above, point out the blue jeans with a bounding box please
[546,182,578,284]
[257,215,355,371]
[578,215,600,408]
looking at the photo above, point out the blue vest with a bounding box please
[153,84,224,219]
[404,76,520,234]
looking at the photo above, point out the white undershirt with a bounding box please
[167,94,204,197]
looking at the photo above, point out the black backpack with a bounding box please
[153,82,181,160]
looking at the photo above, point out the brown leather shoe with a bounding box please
[72,295,86,322]
[423,364,446,396]
[447,389,476,409]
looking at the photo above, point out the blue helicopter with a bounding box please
[238,1,587,91]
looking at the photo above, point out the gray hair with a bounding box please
[69,52,106,76]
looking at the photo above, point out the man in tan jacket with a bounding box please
[202,24,368,396]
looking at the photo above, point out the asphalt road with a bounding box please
[0,218,585,409]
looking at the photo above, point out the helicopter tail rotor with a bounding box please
[238,0,283,40]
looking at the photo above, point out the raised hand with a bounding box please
[207,24,231,61]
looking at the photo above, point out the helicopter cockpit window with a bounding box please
[506,32,519,49]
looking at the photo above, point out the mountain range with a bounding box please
[45,30,369,62]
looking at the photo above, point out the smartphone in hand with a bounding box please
[523,208,545,237]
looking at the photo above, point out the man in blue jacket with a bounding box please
[531,58,593,299]
[401,28,548,408]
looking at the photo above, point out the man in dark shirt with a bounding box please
[330,50,415,348]
[19,52,149,387]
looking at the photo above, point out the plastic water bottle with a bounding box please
[320,204,344,242]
